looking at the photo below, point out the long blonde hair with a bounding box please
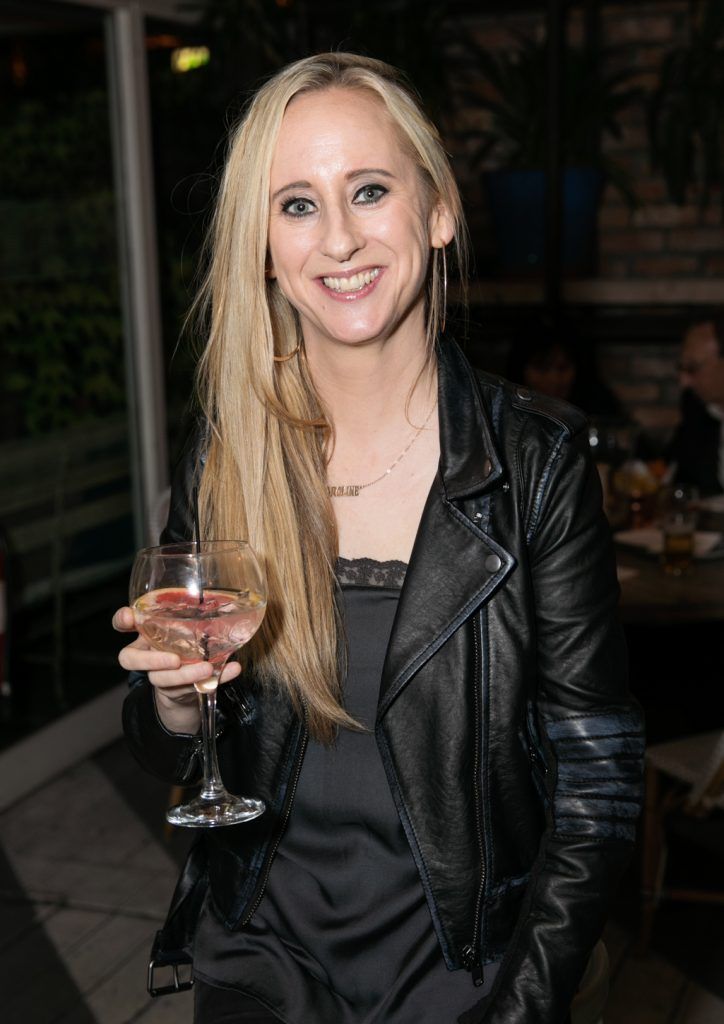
[195,53,467,742]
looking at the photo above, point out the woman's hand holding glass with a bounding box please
[114,605,242,735]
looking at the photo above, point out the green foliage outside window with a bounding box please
[0,278,123,437]
[0,89,124,439]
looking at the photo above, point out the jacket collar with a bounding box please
[377,339,516,718]
[437,338,504,499]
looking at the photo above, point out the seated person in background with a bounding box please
[506,319,622,418]
[668,315,724,495]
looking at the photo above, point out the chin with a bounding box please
[316,321,399,347]
[303,297,422,350]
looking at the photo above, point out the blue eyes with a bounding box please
[280,183,388,218]
[282,198,315,217]
[354,184,387,205]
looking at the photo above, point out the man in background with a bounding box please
[671,319,724,495]
[669,315,724,495]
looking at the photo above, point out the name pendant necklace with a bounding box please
[327,402,437,498]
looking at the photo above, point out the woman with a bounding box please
[505,318,623,417]
[117,53,644,1024]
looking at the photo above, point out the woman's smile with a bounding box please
[319,266,383,298]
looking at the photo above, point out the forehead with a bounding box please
[270,87,414,178]
[682,321,719,358]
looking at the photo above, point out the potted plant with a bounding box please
[648,0,724,214]
[450,31,640,276]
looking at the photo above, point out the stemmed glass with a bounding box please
[130,541,267,827]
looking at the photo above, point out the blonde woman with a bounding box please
[116,53,643,1024]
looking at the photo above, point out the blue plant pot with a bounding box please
[483,167,604,276]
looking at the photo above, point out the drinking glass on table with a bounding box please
[660,486,698,576]
[129,541,267,827]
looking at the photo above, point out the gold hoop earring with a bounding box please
[440,245,448,335]
[273,342,302,363]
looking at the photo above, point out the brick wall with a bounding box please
[598,340,681,446]
[448,1,724,284]
[597,3,723,282]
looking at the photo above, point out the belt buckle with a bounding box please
[147,930,194,997]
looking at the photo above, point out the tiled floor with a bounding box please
[1,742,722,1024]
[0,756,192,1023]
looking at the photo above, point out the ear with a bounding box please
[429,200,454,250]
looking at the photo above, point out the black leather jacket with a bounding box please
[124,340,644,1024]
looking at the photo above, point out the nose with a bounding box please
[320,204,362,263]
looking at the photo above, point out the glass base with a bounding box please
[166,793,265,828]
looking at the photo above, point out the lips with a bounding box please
[318,267,383,300]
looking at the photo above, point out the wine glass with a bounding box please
[129,540,267,827]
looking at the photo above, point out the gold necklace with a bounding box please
[327,403,437,498]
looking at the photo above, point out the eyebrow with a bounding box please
[271,168,396,202]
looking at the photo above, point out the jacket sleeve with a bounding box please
[461,420,644,1024]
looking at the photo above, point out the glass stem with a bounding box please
[197,682,226,801]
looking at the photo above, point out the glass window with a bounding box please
[0,1,134,747]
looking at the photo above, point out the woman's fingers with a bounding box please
[148,660,214,688]
[151,661,239,706]
[118,633,243,688]
[112,606,137,632]
[219,661,242,685]
[147,660,242,689]
[118,635,182,673]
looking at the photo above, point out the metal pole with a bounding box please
[106,2,168,547]
[545,0,565,314]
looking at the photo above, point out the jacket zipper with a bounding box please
[464,610,486,987]
[240,714,309,927]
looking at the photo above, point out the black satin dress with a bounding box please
[193,558,499,1023]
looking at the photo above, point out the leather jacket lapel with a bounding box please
[378,341,516,717]
[437,340,504,499]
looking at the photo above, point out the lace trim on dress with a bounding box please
[336,556,408,589]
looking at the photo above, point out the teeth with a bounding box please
[322,268,380,293]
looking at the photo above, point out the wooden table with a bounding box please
[615,516,724,742]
